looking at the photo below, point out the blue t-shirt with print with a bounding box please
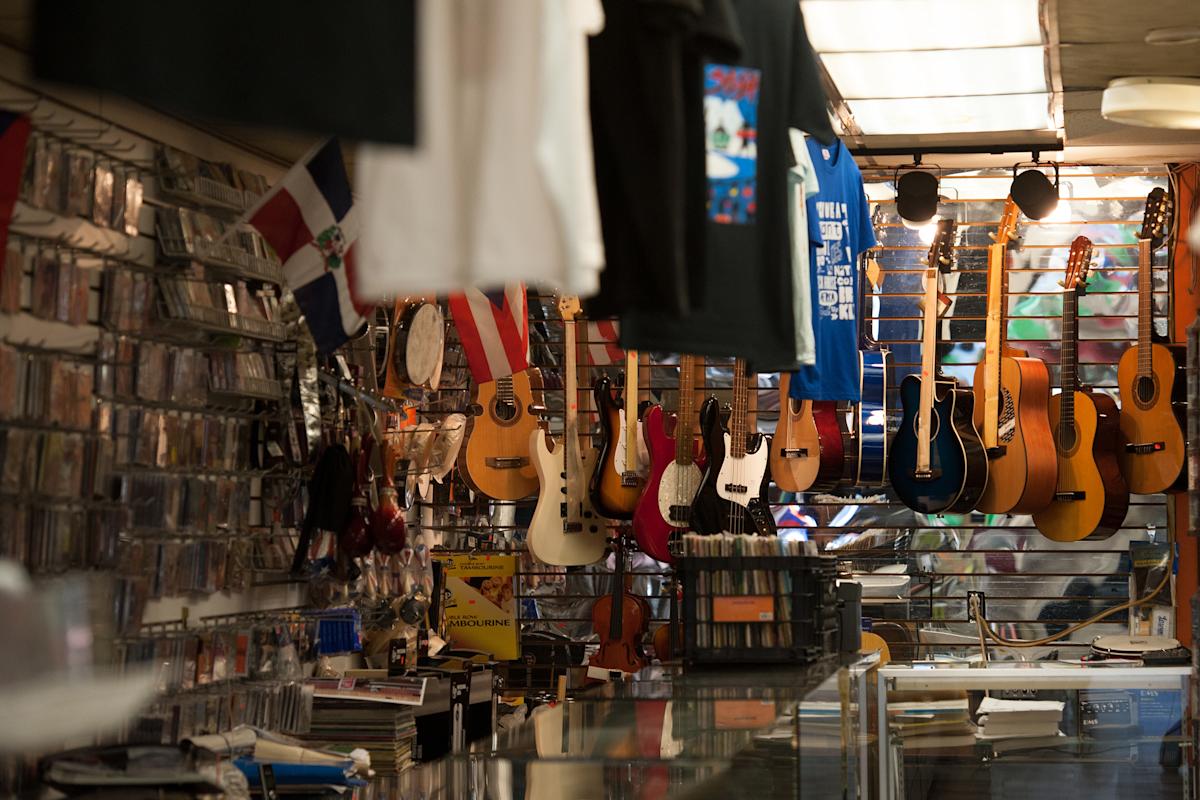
[789,137,875,402]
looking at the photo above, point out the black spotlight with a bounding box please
[1010,162,1060,220]
[896,168,940,224]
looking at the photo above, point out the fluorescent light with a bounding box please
[848,93,1053,135]
[801,0,1041,53]
[821,46,1046,100]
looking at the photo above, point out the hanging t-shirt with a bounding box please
[789,137,876,402]
[618,0,835,371]
[353,0,605,301]
[789,129,821,365]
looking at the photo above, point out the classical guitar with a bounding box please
[691,358,776,535]
[769,373,845,492]
[587,534,648,677]
[972,197,1057,514]
[459,367,543,501]
[1033,237,1128,541]
[855,253,890,486]
[1118,187,1185,494]
[591,349,647,519]
[634,355,704,563]
[889,219,988,515]
[528,296,607,566]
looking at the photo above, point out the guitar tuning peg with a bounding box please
[1056,279,1067,288]
[987,232,998,242]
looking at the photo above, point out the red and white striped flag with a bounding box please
[585,319,623,365]
[448,284,529,383]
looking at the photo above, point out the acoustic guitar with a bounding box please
[591,350,647,519]
[1033,237,1128,541]
[769,373,846,493]
[691,358,776,535]
[459,368,543,501]
[1117,187,1185,494]
[972,197,1057,514]
[855,253,890,486]
[528,296,607,566]
[889,219,989,515]
[633,355,704,563]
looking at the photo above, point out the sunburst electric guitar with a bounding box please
[528,296,606,566]
[972,198,1057,514]
[1033,237,1128,541]
[1118,187,1185,494]
[591,350,647,519]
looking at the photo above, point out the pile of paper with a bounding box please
[975,697,1064,740]
[299,699,417,776]
[889,698,977,749]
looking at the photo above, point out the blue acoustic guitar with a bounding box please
[889,219,988,514]
[855,252,890,486]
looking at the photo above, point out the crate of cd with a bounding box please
[678,546,838,666]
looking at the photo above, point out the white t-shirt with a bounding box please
[354,0,606,301]
[789,129,821,365]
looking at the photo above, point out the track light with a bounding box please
[1010,161,1059,220]
[895,167,940,224]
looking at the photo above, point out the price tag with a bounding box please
[712,596,774,623]
[865,256,883,289]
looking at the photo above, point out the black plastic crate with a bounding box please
[678,554,839,666]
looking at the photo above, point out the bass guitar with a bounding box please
[528,296,607,566]
[591,350,647,518]
[587,533,648,677]
[634,355,704,563]
[972,197,1057,514]
[769,373,845,492]
[855,252,890,486]
[890,218,988,514]
[1033,237,1128,541]
[459,368,543,500]
[691,358,776,535]
[1118,187,1185,494]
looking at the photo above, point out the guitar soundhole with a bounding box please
[493,399,518,422]
[911,407,941,440]
[1058,422,1078,452]
[1135,375,1156,405]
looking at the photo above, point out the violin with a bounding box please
[588,533,648,675]
[340,435,375,559]
[371,439,407,554]
[650,579,682,661]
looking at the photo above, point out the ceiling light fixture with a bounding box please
[1101,77,1200,129]
[895,166,940,225]
[1010,162,1060,220]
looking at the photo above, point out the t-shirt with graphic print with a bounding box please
[789,137,875,401]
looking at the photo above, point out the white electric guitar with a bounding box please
[528,295,607,566]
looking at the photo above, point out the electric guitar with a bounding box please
[691,359,776,535]
[889,219,988,514]
[1033,237,1128,541]
[528,296,607,566]
[634,355,704,563]
[459,368,543,500]
[1118,187,1185,494]
[972,197,1058,514]
[855,253,890,486]
[769,373,845,492]
[591,350,646,519]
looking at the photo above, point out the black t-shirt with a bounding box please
[618,0,835,370]
[587,0,742,319]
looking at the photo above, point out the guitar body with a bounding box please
[690,397,775,536]
[633,405,703,563]
[460,369,541,501]
[972,351,1057,514]
[528,429,607,566]
[889,376,988,515]
[1117,342,1187,494]
[590,376,644,519]
[769,374,844,493]
[1034,391,1128,541]
[856,349,890,486]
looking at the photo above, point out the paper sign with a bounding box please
[438,554,520,660]
[714,700,778,729]
[712,596,774,623]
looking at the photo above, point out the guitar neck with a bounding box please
[564,315,581,469]
[1059,285,1079,441]
[916,263,939,474]
[981,240,1006,449]
[497,375,514,404]
[730,358,749,459]
[1137,237,1153,376]
[673,355,698,465]
[624,349,639,473]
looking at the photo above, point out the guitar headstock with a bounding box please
[1138,187,1171,249]
[993,197,1021,248]
[927,218,957,273]
[557,294,582,321]
[1064,235,1094,295]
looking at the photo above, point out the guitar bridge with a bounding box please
[911,469,940,481]
[562,521,583,533]
[780,448,808,458]
[1125,441,1166,454]
[1054,490,1086,501]
[668,505,691,523]
[485,456,529,469]
[620,471,640,487]
[723,483,748,494]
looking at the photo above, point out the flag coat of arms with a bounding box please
[447,284,529,384]
[242,138,368,353]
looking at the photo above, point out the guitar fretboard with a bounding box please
[1137,237,1153,378]
[496,375,514,405]
[729,358,749,460]
[673,355,698,466]
[1059,282,1079,445]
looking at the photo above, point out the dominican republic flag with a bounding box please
[585,319,623,365]
[241,138,368,353]
[0,112,30,271]
[447,284,529,384]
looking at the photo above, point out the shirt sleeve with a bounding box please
[854,184,876,257]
